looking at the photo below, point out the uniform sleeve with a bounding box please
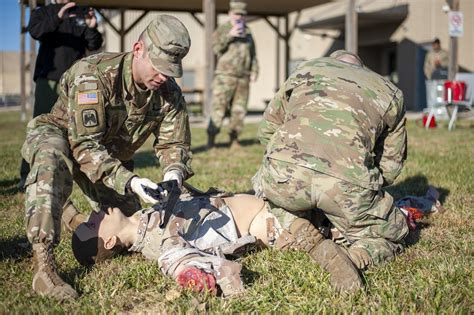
[83,27,103,51]
[424,52,433,79]
[157,217,245,297]
[153,83,193,179]
[28,6,62,40]
[64,63,135,195]
[212,24,233,56]
[257,83,289,145]
[374,89,407,187]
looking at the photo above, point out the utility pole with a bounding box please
[447,0,460,81]
[345,0,357,53]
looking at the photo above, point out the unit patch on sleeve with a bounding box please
[77,91,99,105]
[82,109,99,127]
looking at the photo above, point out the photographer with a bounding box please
[206,1,258,149]
[19,0,103,192]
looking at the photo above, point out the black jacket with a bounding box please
[28,4,103,82]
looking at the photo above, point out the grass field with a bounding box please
[0,110,472,313]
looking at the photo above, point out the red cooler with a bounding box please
[443,81,466,102]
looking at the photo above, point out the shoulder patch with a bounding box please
[77,91,99,105]
[82,109,99,127]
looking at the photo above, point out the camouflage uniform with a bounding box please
[207,21,258,138]
[252,51,409,267]
[129,194,248,297]
[22,52,193,246]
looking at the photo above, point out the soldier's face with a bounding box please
[132,41,168,91]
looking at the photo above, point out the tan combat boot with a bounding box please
[32,243,78,300]
[61,201,87,232]
[288,218,363,292]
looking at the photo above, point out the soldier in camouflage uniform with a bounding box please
[252,50,409,290]
[207,1,259,148]
[21,15,193,300]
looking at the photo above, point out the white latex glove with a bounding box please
[163,169,183,188]
[130,177,163,204]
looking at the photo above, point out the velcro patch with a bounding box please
[78,91,99,105]
[82,109,99,127]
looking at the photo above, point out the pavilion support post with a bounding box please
[448,0,460,81]
[203,0,216,119]
[28,0,37,114]
[20,2,26,122]
[284,14,290,79]
[345,0,358,54]
[276,17,280,91]
[120,9,125,52]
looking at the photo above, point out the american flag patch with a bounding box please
[77,91,98,105]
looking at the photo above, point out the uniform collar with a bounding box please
[122,53,135,102]
[128,209,156,252]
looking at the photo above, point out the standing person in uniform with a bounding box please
[21,15,192,300]
[18,0,103,191]
[424,38,449,80]
[252,50,409,291]
[206,1,259,149]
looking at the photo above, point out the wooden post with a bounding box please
[275,17,280,90]
[284,14,290,79]
[345,0,358,54]
[20,1,26,122]
[120,9,125,52]
[448,0,460,81]
[28,0,37,113]
[203,0,216,119]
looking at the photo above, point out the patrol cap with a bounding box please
[142,15,191,78]
[229,1,247,15]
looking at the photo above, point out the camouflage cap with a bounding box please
[229,1,247,15]
[142,15,191,78]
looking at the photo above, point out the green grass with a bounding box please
[0,111,473,313]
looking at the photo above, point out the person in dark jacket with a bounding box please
[19,0,103,194]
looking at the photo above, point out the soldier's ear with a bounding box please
[104,235,117,250]
[132,41,145,58]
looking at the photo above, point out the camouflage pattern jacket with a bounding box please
[30,52,193,195]
[213,22,258,79]
[258,57,407,190]
[129,194,247,295]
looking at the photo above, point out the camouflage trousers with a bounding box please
[207,74,250,136]
[252,157,409,266]
[21,124,140,245]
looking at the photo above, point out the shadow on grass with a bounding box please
[0,236,31,262]
[133,151,158,170]
[192,138,259,155]
[241,266,260,287]
[405,222,430,247]
[386,174,450,204]
[0,179,22,196]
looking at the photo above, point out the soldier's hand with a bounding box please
[85,8,97,28]
[228,25,242,38]
[130,177,164,204]
[58,2,76,19]
[163,169,183,188]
